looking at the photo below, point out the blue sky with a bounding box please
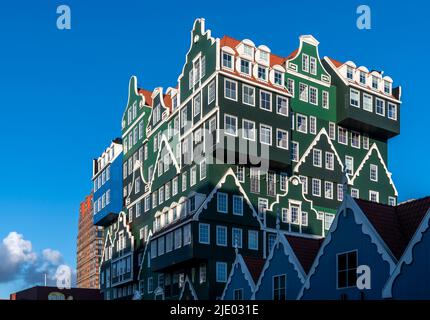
[0,0,428,298]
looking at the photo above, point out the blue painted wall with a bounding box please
[254,243,304,300]
[390,219,430,299]
[93,154,123,225]
[301,209,392,300]
[222,262,254,300]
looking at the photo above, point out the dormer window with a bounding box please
[346,66,354,80]
[240,59,251,75]
[257,65,267,81]
[372,76,379,90]
[260,51,268,62]
[384,80,391,95]
[243,44,253,56]
[359,71,366,85]
[274,70,283,86]
[222,52,233,69]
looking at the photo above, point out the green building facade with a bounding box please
[98,18,401,300]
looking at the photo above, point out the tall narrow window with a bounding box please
[337,251,358,289]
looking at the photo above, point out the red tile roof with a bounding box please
[242,256,265,283]
[163,94,172,111]
[286,49,299,61]
[285,235,323,273]
[355,197,430,260]
[138,88,153,106]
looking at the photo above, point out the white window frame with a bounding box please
[242,84,255,106]
[224,78,238,101]
[260,124,272,146]
[276,128,289,150]
[217,192,228,213]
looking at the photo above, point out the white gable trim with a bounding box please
[252,233,306,299]
[192,168,263,228]
[297,195,397,300]
[351,143,398,196]
[179,275,199,300]
[293,128,347,180]
[382,207,430,298]
[137,230,153,280]
[221,253,256,300]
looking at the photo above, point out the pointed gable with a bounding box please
[242,256,265,283]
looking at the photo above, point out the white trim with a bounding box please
[221,253,257,300]
[179,275,199,300]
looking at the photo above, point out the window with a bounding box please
[190,166,197,186]
[346,66,354,80]
[388,197,396,206]
[222,52,233,69]
[148,277,154,293]
[296,114,307,133]
[325,152,334,170]
[232,228,243,248]
[182,172,187,191]
[274,70,283,86]
[243,119,256,141]
[325,213,335,230]
[301,211,308,226]
[291,141,299,162]
[208,80,216,104]
[216,226,227,247]
[248,230,258,250]
[372,76,379,90]
[363,94,373,112]
[369,190,379,203]
[224,79,237,101]
[337,251,358,289]
[290,204,300,224]
[345,156,354,175]
[217,192,228,213]
[299,83,308,102]
[313,149,322,167]
[216,262,227,283]
[322,91,329,109]
[351,131,361,149]
[135,177,141,193]
[276,96,288,116]
[300,176,308,194]
[310,57,317,75]
[302,54,309,72]
[242,85,255,106]
[325,181,333,199]
[388,103,397,120]
[281,208,289,223]
[350,89,360,108]
[234,289,244,300]
[260,90,272,111]
[193,93,201,117]
[199,223,210,244]
[267,172,276,197]
[337,184,344,201]
[233,195,243,215]
[338,127,348,145]
[276,129,288,150]
[200,160,207,180]
[257,65,267,81]
[310,116,317,134]
[181,107,188,128]
[174,228,182,249]
[362,135,369,150]
[384,80,391,95]
[200,264,207,283]
[158,237,165,256]
[260,124,272,145]
[370,164,378,182]
[273,275,286,300]
[351,188,359,199]
[359,71,366,85]
[172,177,178,196]
[240,59,251,75]
[329,122,336,140]
[224,114,238,136]
[237,166,245,183]
[250,168,260,193]
[376,98,385,116]
[287,79,295,97]
[309,87,318,105]
[280,173,288,191]
[312,178,321,197]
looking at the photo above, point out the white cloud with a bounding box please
[0,232,75,288]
